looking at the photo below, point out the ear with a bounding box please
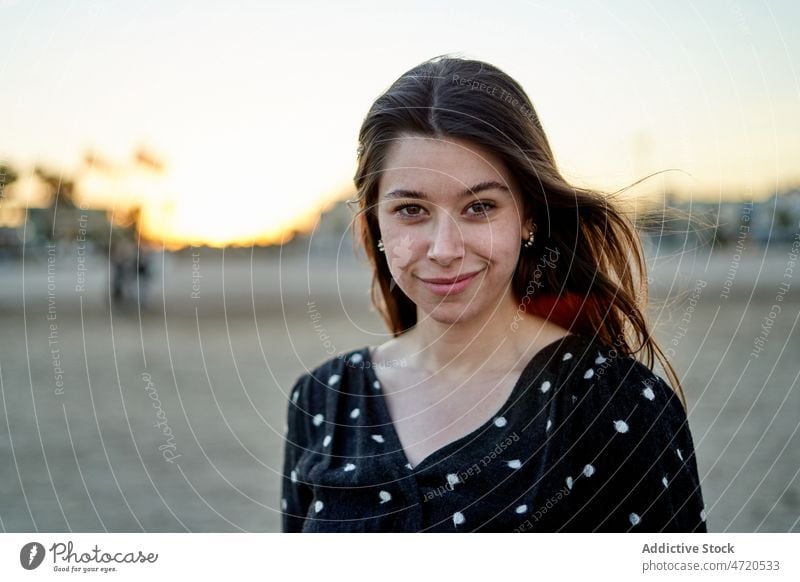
[522,219,535,238]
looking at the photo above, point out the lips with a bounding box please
[418,270,483,284]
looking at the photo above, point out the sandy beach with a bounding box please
[0,242,797,532]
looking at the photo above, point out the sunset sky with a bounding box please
[1,0,798,247]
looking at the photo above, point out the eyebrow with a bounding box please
[381,180,511,201]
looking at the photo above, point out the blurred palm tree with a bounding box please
[33,166,76,209]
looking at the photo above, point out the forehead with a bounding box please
[378,135,514,198]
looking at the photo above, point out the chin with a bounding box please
[419,297,486,325]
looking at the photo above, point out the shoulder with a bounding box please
[553,337,705,531]
[562,334,676,396]
[560,334,687,437]
[287,347,370,410]
[284,347,369,445]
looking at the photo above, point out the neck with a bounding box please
[407,287,568,377]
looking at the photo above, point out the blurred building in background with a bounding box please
[282,198,358,259]
[2,159,800,261]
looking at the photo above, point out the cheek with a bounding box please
[473,227,521,262]
[383,233,419,271]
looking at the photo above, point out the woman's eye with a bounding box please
[393,201,495,218]
[468,201,495,215]
[395,204,424,217]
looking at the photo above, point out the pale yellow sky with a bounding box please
[1,0,798,246]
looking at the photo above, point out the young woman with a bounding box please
[281,55,707,533]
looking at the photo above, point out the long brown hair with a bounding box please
[348,54,688,410]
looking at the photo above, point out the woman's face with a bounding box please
[375,134,531,325]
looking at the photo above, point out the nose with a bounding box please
[426,213,465,266]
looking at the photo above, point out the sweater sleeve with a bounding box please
[280,373,314,533]
[568,356,707,532]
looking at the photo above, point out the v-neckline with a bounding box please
[363,333,579,473]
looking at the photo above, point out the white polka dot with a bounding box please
[312,413,324,426]
[291,390,299,403]
[290,470,297,483]
[378,490,392,504]
[700,508,707,522]
[562,352,573,361]
[595,353,607,364]
[583,464,595,478]
[322,435,332,447]
[571,394,577,403]
[446,473,460,487]
[540,380,551,393]
[546,418,553,432]
[662,475,668,488]
[281,497,287,511]
[494,416,507,427]
[314,500,324,513]
[373,380,381,390]
[676,448,684,461]
[515,504,528,514]
[328,374,340,386]
[566,476,573,490]
[629,512,641,526]
[405,462,413,470]
[584,368,594,379]
[507,459,522,469]
[371,434,385,443]
[453,511,465,526]
[614,420,629,433]
[350,407,360,419]
[642,386,655,401]
[349,353,363,365]
[343,463,356,472]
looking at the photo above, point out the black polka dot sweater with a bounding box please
[280,333,708,532]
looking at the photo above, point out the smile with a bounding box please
[417,269,484,296]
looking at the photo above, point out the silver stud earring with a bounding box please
[377,239,385,253]
[523,228,536,248]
